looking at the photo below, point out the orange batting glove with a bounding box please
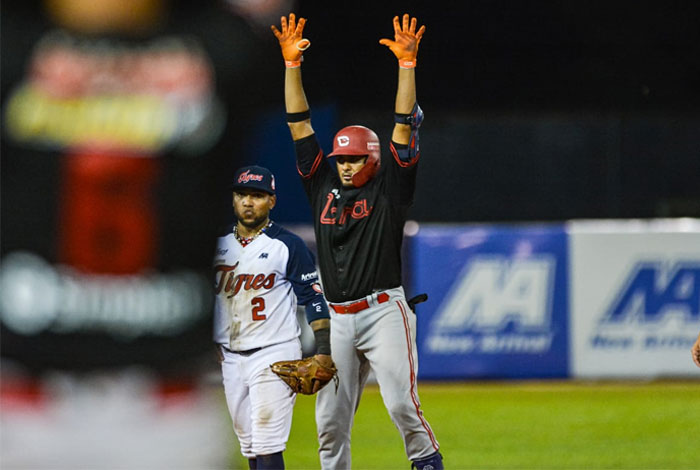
[271,13,310,68]
[379,13,426,69]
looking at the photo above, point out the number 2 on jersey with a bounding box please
[251,297,266,321]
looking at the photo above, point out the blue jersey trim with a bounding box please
[267,223,330,323]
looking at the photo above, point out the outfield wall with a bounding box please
[409,219,700,380]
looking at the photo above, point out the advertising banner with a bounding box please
[411,224,569,379]
[569,220,700,377]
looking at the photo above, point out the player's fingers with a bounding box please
[290,13,297,33]
[416,25,426,41]
[378,38,395,47]
[296,17,306,35]
[402,13,409,33]
[280,15,288,34]
[409,16,417,34]
[392,15,401,36]
[271,25,282,38]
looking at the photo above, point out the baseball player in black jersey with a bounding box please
[272,13,443,470]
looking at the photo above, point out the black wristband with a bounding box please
[313,327,331,355]
[394,112,412,124]
[287,110,311,122]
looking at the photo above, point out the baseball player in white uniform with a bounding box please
[213,165,333,470]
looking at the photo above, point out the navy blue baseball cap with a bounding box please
[230,165,276,195]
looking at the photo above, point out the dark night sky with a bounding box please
[296,0,700,113]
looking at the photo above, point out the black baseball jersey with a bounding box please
[294,134,417,303]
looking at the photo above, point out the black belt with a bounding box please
[222,345,262,356]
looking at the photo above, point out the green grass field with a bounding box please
[232,380,700,470]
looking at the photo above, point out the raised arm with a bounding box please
[271,14,314,141]
[380,14,425,146]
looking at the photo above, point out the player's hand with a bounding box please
[312,353,335,393]
[271,13,310,62]
[379,13,425,63]
[692,333,700,368]
[313,354,334,369]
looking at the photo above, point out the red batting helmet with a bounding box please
[328,125,380,187]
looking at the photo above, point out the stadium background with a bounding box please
[244,0,700,225]
[2,0,699,468]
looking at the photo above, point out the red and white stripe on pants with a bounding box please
[315,286,439,469]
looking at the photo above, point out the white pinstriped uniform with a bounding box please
[213,222,327,458]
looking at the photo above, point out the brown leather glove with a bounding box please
[270,355,338,395]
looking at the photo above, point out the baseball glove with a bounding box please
[270,356,338,395]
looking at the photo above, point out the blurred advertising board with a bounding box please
[410,224,570,379]
[409,219,700,380]
[569,219,700,378]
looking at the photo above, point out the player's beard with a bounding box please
[238,214,269,231]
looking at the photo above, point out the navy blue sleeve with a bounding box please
[279,230,330,324]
